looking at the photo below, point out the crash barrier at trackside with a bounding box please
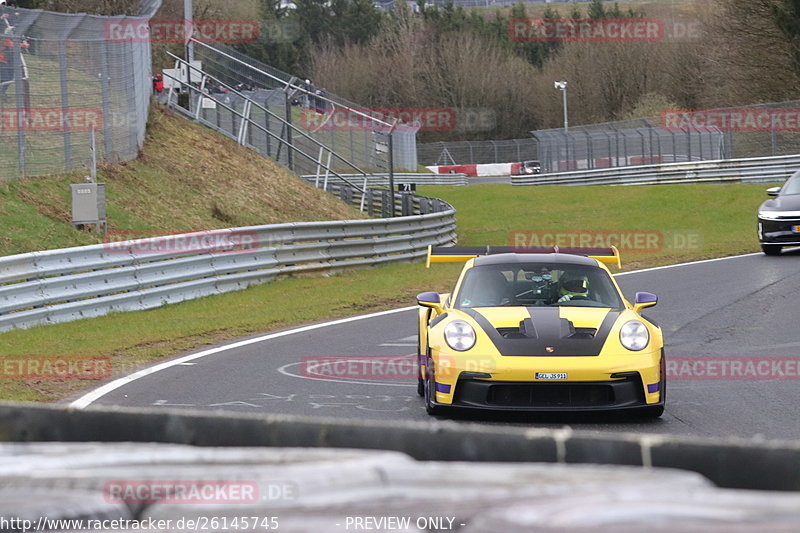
[511,153,800,186]
[302,173,469,187]
[2,402,799,492]
[11,442,800,528]
[0,188,455,332]
[427,162,522,177]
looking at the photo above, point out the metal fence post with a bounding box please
[58,23,81,170]
[771,125,778,156]
[264,107,271,156]
[284,92,294,171]
[125,39,140,160]
[99,40,114,159]
[13,39,26,176]
[387,122,398,215]
[686,127,692,162]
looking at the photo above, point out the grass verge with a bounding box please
[0,182,769,402]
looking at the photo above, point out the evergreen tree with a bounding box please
[773,0,800,72]
[587,0,605,20]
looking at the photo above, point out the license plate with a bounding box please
[536,372,568,380]
[793,225,800,233]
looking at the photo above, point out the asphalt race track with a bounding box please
[82,251,800,440]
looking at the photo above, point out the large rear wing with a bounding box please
[426,245,621,268]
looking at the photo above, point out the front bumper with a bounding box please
[450,374,649,411]
[758,217,800,245]
[430,350,663,411]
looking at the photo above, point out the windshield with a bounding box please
[456,263,623,309]
[781,171,800,195]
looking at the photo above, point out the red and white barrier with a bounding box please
[427,162,522,177]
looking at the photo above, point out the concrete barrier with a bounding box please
[1,402,799,492]
[8,441,800,531]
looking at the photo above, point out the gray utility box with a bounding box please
[71,183,106,230]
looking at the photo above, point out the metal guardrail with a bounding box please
[511,153,800,186]
[0,187,455,332]
[302,173,469,187]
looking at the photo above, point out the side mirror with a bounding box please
[633,291,657,314]
[766,187,781,197]
[417,291,444,314]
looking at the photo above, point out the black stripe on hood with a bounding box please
[463,307,619,356]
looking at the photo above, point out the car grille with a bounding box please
[487,383,612,407]
[453,375,646,409]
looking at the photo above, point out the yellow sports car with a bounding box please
[416,246,664,418]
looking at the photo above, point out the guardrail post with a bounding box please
[340,186,352,205]
[381,190,393,218]
[401,194,413,216]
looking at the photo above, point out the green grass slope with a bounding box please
[0,105,363,255]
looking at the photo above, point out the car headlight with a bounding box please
[620,320,649,351]
[444,320,476,351]
[758,211,781,220]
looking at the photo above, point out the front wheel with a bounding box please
[762,244,782,256]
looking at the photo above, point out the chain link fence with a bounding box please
[533,120,724,173]
[417,138,538,167]
[0,1,161,179]
[178,41,418,174]
[419,100,800,173]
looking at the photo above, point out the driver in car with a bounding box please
[557,273,589,303]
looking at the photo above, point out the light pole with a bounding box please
[554,80,568,133]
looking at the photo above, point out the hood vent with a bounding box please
[497,318,596,340]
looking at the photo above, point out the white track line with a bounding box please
[70,306,415,409]
[71,252,761,409]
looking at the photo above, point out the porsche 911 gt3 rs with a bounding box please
[416,246,665,418]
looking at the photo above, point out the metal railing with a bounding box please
[186,41,420,173]
[0,184,455,332]
[303,173,469,188]
[163,53,375,209]
[511,153,800,186]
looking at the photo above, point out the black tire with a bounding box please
[762,244,782,256]
[424,357,443,416]
[417,376,424,397]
